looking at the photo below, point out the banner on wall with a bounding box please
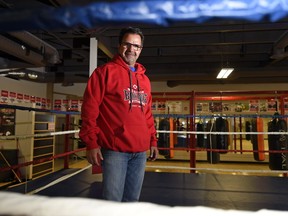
[24,94,30,103]
[54,99,62,110]
[9,92,16,103]
[1,90,8,104]
[16,93,23,103]
[30,96,36,104]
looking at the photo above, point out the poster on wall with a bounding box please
[151,101,157,111]
[0,108,15,136]
[197,103,202,112]
[183,104,189,113]
[24,94,30,103]
[267,99,277,112]
[0,90,8,104]
[209,102,222,112]
[234,102,249,112]
[285,99,288,111]
[166,101,182,114]
[54,99,62,110]
[16,93,23,103]
[197,102,209,113]
[249,100,259,112]
[259,100,267,112]
[157,101,166,113]
[202,103,209,112]
[222,103,231,112]
[9,92,16,103]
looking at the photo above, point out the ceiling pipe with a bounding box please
[270,31,288,60]
[0,34,47,66]
[8,31,60,64]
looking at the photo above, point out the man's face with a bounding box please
[119,33,142,67]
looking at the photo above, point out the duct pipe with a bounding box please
[0,34,46,66]
[270,31,288,60]
[9,31,60,64]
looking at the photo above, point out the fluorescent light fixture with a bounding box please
[217,68,234,79]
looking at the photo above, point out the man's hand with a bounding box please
[148,146,158,161]
[86,148,103,166]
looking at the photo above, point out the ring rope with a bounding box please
[0,130,79,140]
[3,146,288,173]
[27,164,92,195]
[156,130,288,135]
[153,114,288,118]
[0,148,85,172]
[145,165,288,174]
[1,129,288,141]
[156,147,288,154]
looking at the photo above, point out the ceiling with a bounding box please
[1,0,288,87]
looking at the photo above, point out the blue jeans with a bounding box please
[101,149,147,202]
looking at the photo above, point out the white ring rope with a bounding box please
[27,164,92,195]
[156,130,288,135]
[0,130,79,140]
[145,165,288,174]
[0,129,287,141]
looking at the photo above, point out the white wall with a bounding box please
[1,77,288,101]
[151,81,288,92]
[0,77,47,98]
[53,83,86,99]
[53,81,288,97]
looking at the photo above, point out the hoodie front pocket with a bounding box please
[113,124,150,151]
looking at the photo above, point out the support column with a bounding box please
[89,37,98,77]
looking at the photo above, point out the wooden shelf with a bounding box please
[34,145,53,150]
[32,113,55,178]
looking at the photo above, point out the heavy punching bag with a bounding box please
[206,119,220,164]
[268,116,288,170]
[158,118,170,158]
[251,117,265,161]
[215,117,229,153]
[245,121,251,141]
[196,122,205,148]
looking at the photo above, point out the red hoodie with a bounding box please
[79,54,158,152]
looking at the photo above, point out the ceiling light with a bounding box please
[8,72,25,77]
[28,73,38,79]
[216,68,234,79]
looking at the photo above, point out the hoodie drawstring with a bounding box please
[136,76,144,112]
[129,70,133,111]
[128,70,144,112]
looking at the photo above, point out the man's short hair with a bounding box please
[119,27,144,46]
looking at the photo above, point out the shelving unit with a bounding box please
[32,113,55,178]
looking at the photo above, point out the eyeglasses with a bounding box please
[121,42,143,51]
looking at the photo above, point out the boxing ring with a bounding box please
[1,102,288,215]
